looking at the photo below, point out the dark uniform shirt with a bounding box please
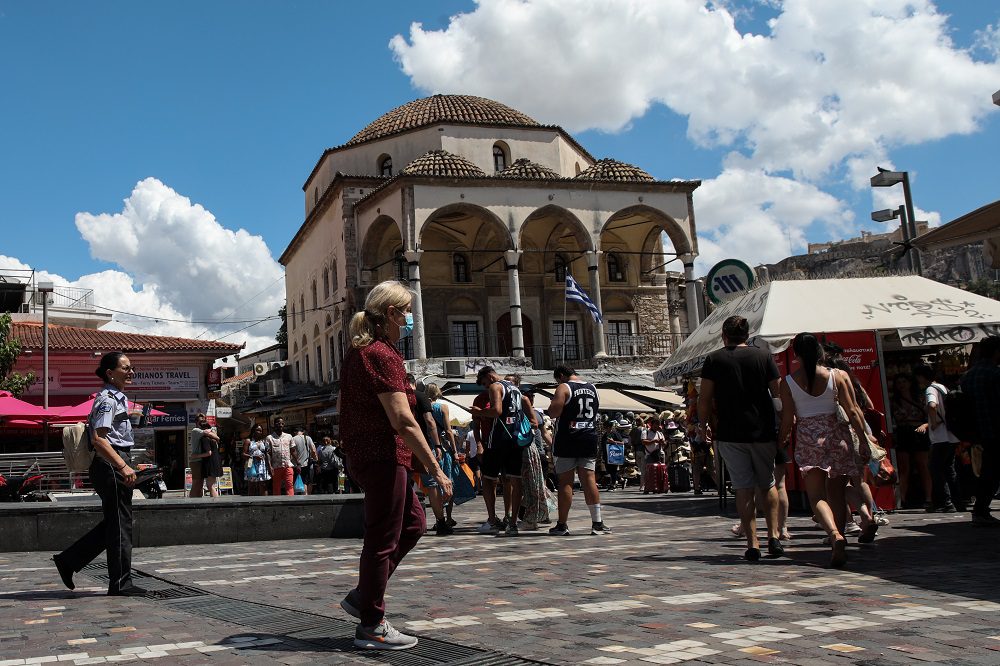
[554,380,599,458]
[489,380,522,448]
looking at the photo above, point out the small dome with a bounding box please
[349,95,540,146]
[496,158,561,180]
[402,150,487,178]
[575,158,654,182]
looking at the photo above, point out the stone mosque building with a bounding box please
[279,95,701,383]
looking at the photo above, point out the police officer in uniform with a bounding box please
[54,351,146,596]
[547,365,612,536]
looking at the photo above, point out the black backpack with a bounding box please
[935,385,978,443]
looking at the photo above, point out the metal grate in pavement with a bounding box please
[79,564,549,665]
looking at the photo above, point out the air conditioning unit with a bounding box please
[443,359,465,378]
[265,379,284,396]
[253,362,268,377]
[270,361,288,370]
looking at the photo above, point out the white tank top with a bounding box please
[786,370,836,418]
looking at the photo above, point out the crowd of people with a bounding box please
[53,280,1000,655]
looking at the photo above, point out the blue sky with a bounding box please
[1,0,998,352]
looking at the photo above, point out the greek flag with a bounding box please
[565,275,602,323]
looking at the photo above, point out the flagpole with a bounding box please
[561,277,569,363]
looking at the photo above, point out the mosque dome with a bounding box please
[401,150,488,178]
[348,94,540,146]
[496,158,561,180]
[575,158,655,183]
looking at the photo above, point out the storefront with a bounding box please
[655,275,1000,509]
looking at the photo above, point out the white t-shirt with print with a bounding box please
[464,430,478,459]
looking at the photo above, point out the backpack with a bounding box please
[936,386,978,443]
[497,381,535,448]
[62,422,95,473]
[318,445,339,472]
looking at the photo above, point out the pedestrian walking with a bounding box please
[519,391,551,529]
[914,364,963,513]
[889,373,932,508]
[547,365,611,536]
[53,352,146,596]
[266,418,297,496]
[242,424,271,496]
[316,436,341,494]
[697,315,783,562]
[291,426,317,495]
[778,333,875,567]
[960,336,1000,526]
[337,280,452,651]
[187,414,219,498]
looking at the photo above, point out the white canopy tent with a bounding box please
[655,276,1000,384]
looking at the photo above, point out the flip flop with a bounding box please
[830,537,848,568]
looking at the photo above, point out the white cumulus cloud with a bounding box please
[2,178,284,355]
[391,0,999,266]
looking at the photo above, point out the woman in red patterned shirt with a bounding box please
[337,280,453,651]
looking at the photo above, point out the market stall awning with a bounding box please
[654,275,1000,384]
[620,388,686,408]
[314,406,339,419]
[439,399,473,426]
[912,199,1000,251]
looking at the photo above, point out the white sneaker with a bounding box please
[354,619,418,650]
[476,520,500,535]
[844,521,862,536]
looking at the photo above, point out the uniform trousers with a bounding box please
[57,449,134,594]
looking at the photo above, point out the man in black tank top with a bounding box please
[546,365,612,536]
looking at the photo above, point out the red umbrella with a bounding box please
[0,391,61,420]
[56,394,167,420]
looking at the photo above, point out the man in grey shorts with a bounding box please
[697,315,784,561]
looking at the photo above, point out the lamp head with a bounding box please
[871,167,905,187]
[871,208,900,223]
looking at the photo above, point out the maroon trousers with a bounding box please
[349,458,426,626]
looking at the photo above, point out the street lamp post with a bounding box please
[37,282,54,411]
[871,206,912,271]
[871,168,923,275]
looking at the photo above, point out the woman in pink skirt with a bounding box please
[778,333,874,567]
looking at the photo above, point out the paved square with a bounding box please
[1,490,998,664]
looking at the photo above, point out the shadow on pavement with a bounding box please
[0,590,105,600]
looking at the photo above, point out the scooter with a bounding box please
[0,461,47,502]
[134,465,167,499]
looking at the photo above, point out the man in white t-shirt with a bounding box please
[914,364,963,512]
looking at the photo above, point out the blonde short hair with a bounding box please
[348,280,413,348]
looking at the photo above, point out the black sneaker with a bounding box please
[548,523,570,536]
[434,520,454,536]
[590,522,613,535]
[766,537,784,557]
[52,555,75,591]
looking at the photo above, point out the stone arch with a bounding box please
[418,203,513,251]
[360,215,404,284]
[602,204,693,257]
[313,324,321,339]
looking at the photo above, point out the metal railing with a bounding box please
[0,449,152,493]
[605,333,682,357]
[37,285,96,310]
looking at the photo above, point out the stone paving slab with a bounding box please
[1,490,998,665]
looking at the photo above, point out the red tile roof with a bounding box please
[12,321,243,355]
[223,369,255,384]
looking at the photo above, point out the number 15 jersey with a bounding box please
[554,380,600,458]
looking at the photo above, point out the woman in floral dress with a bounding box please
[778,333,874,568]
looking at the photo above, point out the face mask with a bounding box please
[400,313,414,339]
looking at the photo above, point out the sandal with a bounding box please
[730,523,744,538]
[830,536,848,568]
[858,522,877,544]
[780,528,792,540]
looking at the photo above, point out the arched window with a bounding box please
[292,341,299,355]
[554,254,568,283]
[290,304,296,330]
[393,250,407,282]
[325,314,332,328]
[331,260,338,291]
[453,253,470,282]
[493,142,509,172]
[322,268,330,300]
[379,155,393,177]
[311,280,318,309]
[607,252,625,282]
[299,295,305,322]
[574,162,582,175]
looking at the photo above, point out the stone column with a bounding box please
[504,250,525,358]
[682,254,701,334]
[405,250,427,359]
[667,280,682,347]
[587,251,607,357]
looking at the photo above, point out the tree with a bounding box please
[275,304,287,346]
[0,312,36,397]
